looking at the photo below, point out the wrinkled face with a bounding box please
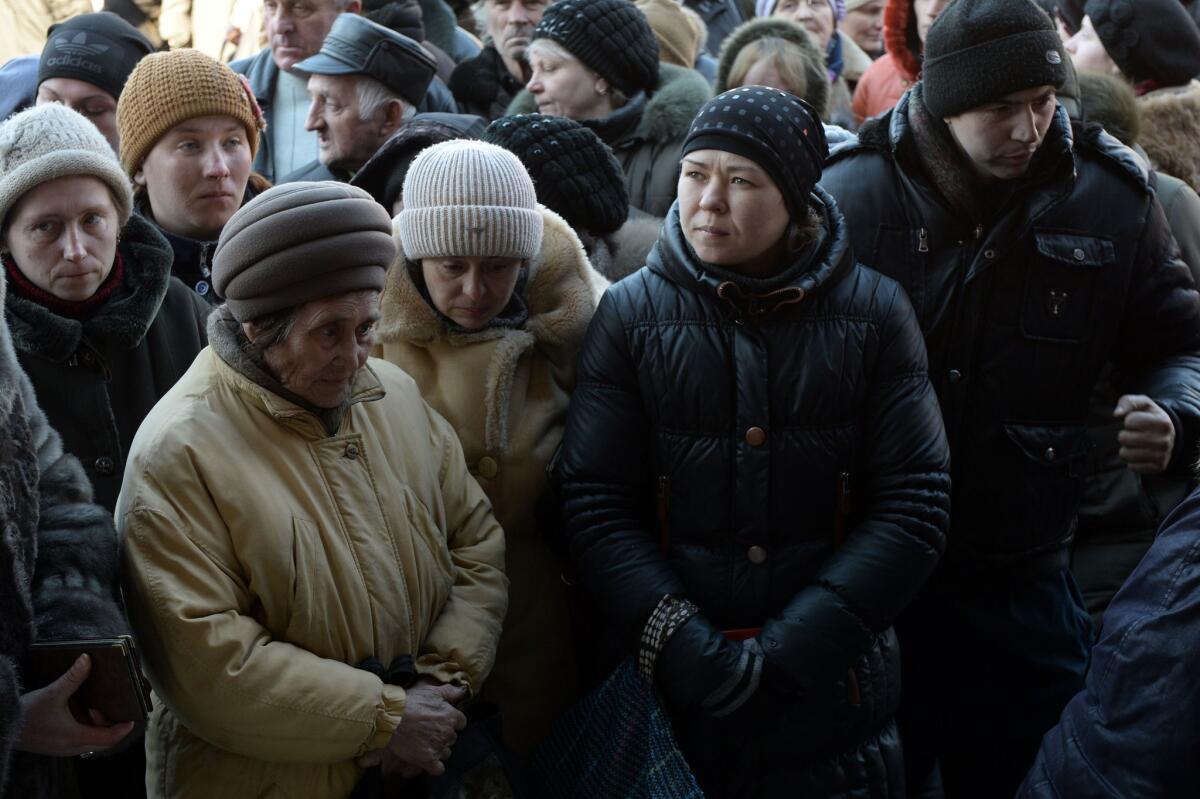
[913,0,951,45]
[678,149,791,275]
[486,0,550,68]
[135,115,252,241]
[944,85,1057,183]
[842,0,885,54]
[264,0,356,72]
[773,0,835,51]
[421,256,523,331]
[740,60,801,96]
[36,78,120,152]
[526,45,610,120]
[305,74,389,172]
[1065,15,1119,76]
[3,176,119,302]
[254,289,381,409]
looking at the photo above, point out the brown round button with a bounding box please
[478,456,499,479]
[747,545,768,565]
[745,427,767,447]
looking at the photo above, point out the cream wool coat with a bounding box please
[117,348,507,799]
[377,207,606,754]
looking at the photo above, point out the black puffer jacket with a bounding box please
[558,189,950,796]
[5,215,211,511]
[821,91,1200,580]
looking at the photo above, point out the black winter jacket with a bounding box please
[449,45,523,123]
[821,91,1200,579]
[558,189,950,796]
[5,215,211,511]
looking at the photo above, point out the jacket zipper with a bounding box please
[918,228,929,253]
[656,475,670,554]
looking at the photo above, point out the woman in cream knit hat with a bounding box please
[116,47,267,305]
[379,139,606,756]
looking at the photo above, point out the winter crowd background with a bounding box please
[1,0,1200,796]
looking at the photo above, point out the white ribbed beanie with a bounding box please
[398,140,543,262]
[0,103,133,234]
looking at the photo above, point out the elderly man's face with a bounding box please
[251,289,381,409]
[305,74,394,172]
[485,0,551,73]
[264,0,360,72]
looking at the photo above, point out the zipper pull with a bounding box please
[918,228,929,253]
[974,224,983,240]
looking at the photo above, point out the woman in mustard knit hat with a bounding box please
[116,48,268,305]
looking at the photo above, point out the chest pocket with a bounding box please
[1021,231,1115,343]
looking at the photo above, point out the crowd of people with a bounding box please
[1,0,1200,797]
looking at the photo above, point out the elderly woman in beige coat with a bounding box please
[377,140,605,756]
[117,181,508,798]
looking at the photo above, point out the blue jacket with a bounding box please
[1020,485,1200,797]
[0,55,37,121]
[232,47,459,183]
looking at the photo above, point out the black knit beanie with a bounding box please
[1084,0,1200,90]
[531,0,660,97]
[682,88,827,219]
[485,114,629,237]
[38,12,155,101]
[922,0,1068,119]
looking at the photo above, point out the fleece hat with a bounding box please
[485,114,629,237]
[637,0,703,69]
[922,0,1068,119]
[0,104,133,235]
[116,48,265,177]
[398,140,543,261]
[532,0,660,97]
[683,87,827,219]
[213,182,395,322]
[38,12,154,102]
[1083,0,1200,90]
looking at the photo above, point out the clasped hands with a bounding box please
[357,677,467,779]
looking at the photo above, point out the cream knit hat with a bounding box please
[0,103,133,235]
[398,140,543,262]
[116,48,264,177]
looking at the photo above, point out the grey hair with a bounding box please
[471,0,490,41]
[356,74,408,121]
[525,38,630,107]
[242,308,298,360]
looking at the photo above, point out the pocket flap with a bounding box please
[1004,423,1091,465]
[1034,232,1115,267]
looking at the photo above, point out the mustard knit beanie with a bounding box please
[116,48,264,177]
[0,103,133,234]
[398,140,543,262]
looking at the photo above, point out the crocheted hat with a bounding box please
[1083,0,1200,89]
[485,114,628,238]
[398,140,543,261]
[116,48,264,176]
[0,103,133,234]
[213,182,395,322]
[531,0,660,97]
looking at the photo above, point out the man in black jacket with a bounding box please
[820,0,1200,796]
[449,0,550,121]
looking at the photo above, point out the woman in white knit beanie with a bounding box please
[378,139,607,756]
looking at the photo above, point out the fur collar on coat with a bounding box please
[1138,80,1200,193]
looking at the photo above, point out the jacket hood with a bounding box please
[506,62,711,145]
[1137,80,1200,193]
[883,0,920,83]
[714,17,830,118]
[5,213,173,363]
[647,184,853,310]
[379,205,607,349]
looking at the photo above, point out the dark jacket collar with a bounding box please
[582,92,648,146]
[647,185,853,321]
[5,214,173,362]
[448,45,522,109]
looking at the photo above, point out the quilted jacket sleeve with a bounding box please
[557,287,745,706]
[758,279,951,693]
[1111,195,1200,476]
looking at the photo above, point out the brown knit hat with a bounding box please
[636,0,702,69]
[116,48,265,177]
[213,182,396,322]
